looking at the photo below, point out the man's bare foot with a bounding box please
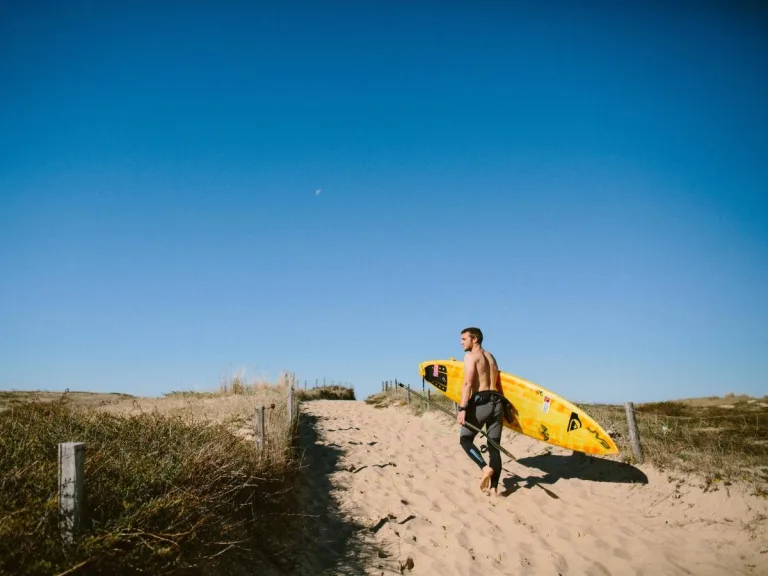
[479,466,494,492]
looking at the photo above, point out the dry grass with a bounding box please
[0,396,297,575]
[295,385,356,401]
[0,377,356,575]
[576,399,768,492]
[0,390,135,412]
[671,392,767,408]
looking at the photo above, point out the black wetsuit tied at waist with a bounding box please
[467,390,514,422]
[469,389,502,406]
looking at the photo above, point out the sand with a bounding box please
[298,399,768,576]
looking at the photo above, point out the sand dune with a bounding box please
[298,399,768,575]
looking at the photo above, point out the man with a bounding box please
[456,326,505,495]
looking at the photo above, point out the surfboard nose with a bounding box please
[421,362,448,392]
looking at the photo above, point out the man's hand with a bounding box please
[457,409,465,426]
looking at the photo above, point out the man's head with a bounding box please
[460,327,483,351]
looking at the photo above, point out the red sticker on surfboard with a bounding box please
[542,396,551,414]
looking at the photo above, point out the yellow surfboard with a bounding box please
[419,359,618,455]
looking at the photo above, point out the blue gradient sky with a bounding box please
[1,1,766,403]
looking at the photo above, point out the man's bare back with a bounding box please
[458,329,501,415]
[464,349,500,396]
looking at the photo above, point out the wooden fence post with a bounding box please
[426,389,431,411]
[58,442,85,544]
[407,384,411,405]
[624,402,643,464]
[255,405,265,449]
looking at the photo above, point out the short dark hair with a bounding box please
[461,327,483,345]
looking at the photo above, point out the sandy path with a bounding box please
[298,399,767,576]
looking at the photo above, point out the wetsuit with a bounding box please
[459,390,508,491]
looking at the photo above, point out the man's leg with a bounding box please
[485,400,504,494]
[469,398,503,494]
[459,416,486,470]
[459,407,495,493]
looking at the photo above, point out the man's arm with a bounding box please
[461,353,476,409]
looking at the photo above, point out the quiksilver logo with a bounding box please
[567,412,582,432]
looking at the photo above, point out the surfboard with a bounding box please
[418,359,618,455]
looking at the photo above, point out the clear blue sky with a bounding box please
[1,1,766,404]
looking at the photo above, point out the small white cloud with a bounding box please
[315,189,322,195]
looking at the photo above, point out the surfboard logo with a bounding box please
[567,412,582,432]
[424,364,448,392]
[587,427,611,450]
[542,396,551,414]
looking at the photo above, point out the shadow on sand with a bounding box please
[500,452,648,499]
[293,411,381,575]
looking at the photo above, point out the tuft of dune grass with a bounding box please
[295,385,356,401]
[0,391,302,576]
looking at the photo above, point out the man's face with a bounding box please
[461,332,474,351]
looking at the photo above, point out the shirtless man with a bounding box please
[456,327,504,495]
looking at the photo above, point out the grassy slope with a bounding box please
[0,383,355,575]
[580,397,768,491]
